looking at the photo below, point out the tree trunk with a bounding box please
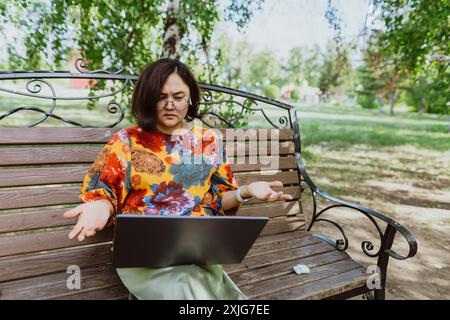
[160,0,183,59]
[389,91,397,116]
[377,96,386,114]
[201,35,213,83]
[418,99,425,114]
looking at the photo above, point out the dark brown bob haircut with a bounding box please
[131,58,201,131]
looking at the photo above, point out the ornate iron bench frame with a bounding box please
[0,60,417,300]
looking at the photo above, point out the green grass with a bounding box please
[295,105,449,152]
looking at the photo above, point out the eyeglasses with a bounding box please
[157,97,191,111]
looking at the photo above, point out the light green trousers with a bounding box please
[116,264,248,300]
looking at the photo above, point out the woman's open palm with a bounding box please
[63,200,112,242]
[246,180,293,202]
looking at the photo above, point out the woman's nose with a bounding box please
[164,101,176,110]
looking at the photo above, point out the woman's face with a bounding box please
[156,72,190,130]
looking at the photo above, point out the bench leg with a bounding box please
[363,290,386,300]
[374,225,397,300]
[374,288,386,300]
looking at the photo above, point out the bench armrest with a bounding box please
[310,186,418,261]
[297,155,417,262]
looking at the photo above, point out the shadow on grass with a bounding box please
[300,119,450,151]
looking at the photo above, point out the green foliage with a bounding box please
[404,65,450,114]
[373,0,449,76]
[357,94,379,109]
[283,46,321,87]
[318,0,354,99]
[0,0,264,71]
[355,62,383,109]
[248,50,280,88]
[263,84,280,99]
[368,0,449,115]
[290,89,298,102]
[224,0,265,31]
[355,30,406,114]
[214,37,253,88]
[318,40,353,99]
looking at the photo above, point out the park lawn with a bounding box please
[295,104,449,206]
[293,104,449,300]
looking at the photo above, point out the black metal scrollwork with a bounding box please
[0,59,134,127]
[307,200,384,258]
[199,89,289,129]
[0,59,293,129]
[304,180,417,261]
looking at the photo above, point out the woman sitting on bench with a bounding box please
[63,58,293,300]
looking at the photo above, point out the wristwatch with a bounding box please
[236,186,252,203]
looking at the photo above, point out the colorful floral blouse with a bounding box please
[79,124,242,227]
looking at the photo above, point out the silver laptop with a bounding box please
[112,214,269,268]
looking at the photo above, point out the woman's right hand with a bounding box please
[63,199,114,242]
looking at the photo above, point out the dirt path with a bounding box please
[302,143,450,299]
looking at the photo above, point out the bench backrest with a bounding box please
[0,126,304,299]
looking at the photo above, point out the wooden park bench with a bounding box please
[0,65,417,300]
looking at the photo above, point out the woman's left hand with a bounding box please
[242,181,294,202]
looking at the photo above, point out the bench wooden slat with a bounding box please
[260,216,305,236]
[0,128,120,144]
[0,157,297,175]
[258,263,368,300]
[231,141,295,157]
[0,187,80,210]
[235,171,299,185]
[0,187,300,233]
[231,156,297,172]
[0,243,113,282]
[0,127,293,144]
[0,231,311,283]
[0,228,113,258]
[0,208,75,233]
[0,263,125,300]
[0,165,90,187]
[0,186,300,211]
[225,241,330,274]
[0,230,311,283]
[253,230,309,246]
[245,231,320,258]
[294,267,368,300]
[0,215,301,257]
[236,171,299,185]
[0,147,104,166]
[0,142,295,166]
[237,200,301,218]
[231,250,349,289]
[242,258,366,300]
[0,165,299,188]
